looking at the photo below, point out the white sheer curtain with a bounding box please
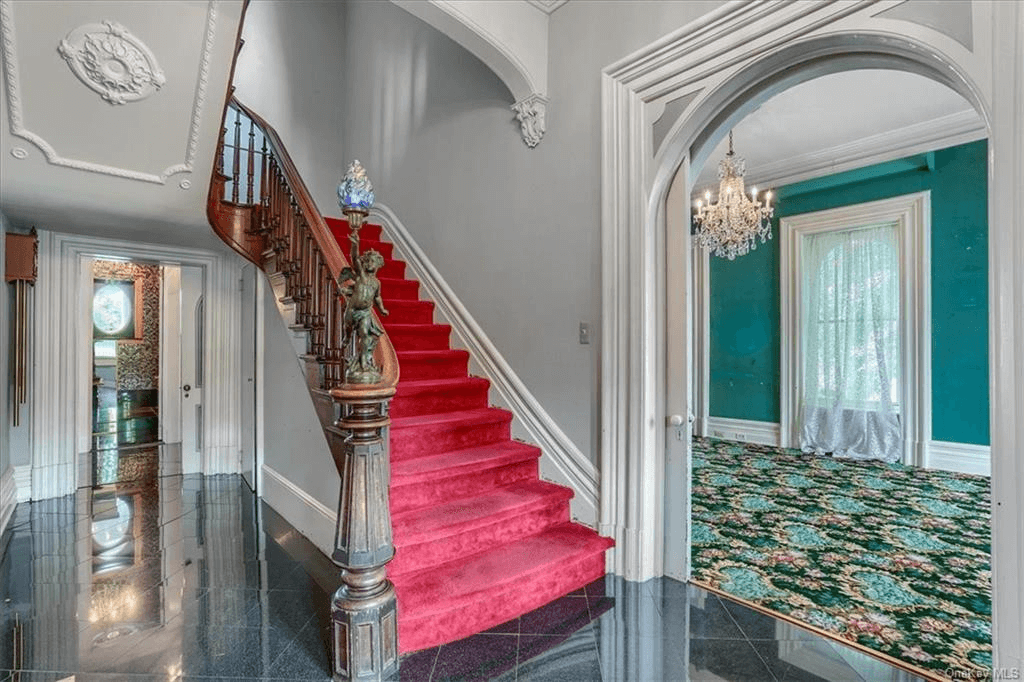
[800,222,902,462]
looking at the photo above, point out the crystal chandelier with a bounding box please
[694,131,774,260]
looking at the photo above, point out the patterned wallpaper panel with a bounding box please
[92,260,161,390]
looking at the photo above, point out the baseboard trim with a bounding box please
[705,417,781,447]
[370,203,599,528]
[0,467,16,537]
[928,440,990,477]
[261,464,335,556]
[13,465,31,503]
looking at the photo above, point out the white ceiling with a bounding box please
[691,69,983,195]
[0,0,244,248]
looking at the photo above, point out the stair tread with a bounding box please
[396,349,469,359]
[393,479,572,543]
[392,441,540,482]
[384,322,451,331]
[392,523,613,614]
[396,376,489,392]
[391,407,511,430]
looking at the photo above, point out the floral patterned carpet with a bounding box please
[690,437,991,680]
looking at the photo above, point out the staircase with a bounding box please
[208,95,612,658]
[325,218,612,651]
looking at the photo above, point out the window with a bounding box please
[780,192,930,466]
[799,223,902,460]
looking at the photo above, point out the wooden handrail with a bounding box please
[207,96,398,390]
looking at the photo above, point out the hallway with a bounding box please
[0,446,920,681]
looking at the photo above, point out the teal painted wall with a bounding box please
[708,139,989,445]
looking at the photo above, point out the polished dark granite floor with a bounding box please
[0,447,921,681]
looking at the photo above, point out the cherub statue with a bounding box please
[339,231,389,383]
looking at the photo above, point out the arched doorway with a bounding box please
[599,1,1023,671]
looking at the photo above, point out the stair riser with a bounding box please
[397,356,469,381]
[378,260,406,278]
[390,498,571,578]
[395,549,607,652]
[360,240,394,260]
[385,327,451,351]
[391,384,490,419]
[390,459,539,515]
[326,220,382,242]
[380,279,420,300]
[385,302,434,325]
[391,419,510,460]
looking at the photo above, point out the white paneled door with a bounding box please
[180,265,204,472]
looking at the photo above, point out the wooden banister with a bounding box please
[207,94,400,680]
[208,96,398,391]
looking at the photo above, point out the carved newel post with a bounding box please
[330,161,399,681]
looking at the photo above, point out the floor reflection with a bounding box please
[0,447,923,681]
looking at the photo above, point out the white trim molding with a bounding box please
[261,464,335,556]
[716,109,987,192]
[705,417,781,447]
[0,466,16,537]
[370,203,599,528]
[602,2,1024,669]
[691,245,710,438]
[13,465,30,504]
[928,440,990,477]
[525,0,568,16]
[390,0,549,146]
[779,192,931,467]
[30,230,243,499]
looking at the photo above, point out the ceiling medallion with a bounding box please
[58,21,166,105]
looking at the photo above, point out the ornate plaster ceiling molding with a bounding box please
[525,1,568,16]
[0,0,218,184]
[57,20,165,104]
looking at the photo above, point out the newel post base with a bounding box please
[329,385,399,682]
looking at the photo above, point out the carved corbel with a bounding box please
[512,94,548,148]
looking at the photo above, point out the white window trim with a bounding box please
[779,191,931,467]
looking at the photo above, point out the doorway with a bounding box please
[600,2,1022,674]
[91,260,162,453]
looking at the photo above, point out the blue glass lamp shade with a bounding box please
[337,160,375,211]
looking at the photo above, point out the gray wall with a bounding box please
[1,210,8,477]
[233,0,725,464]
[232,1,348,215]
[260,289,337,511]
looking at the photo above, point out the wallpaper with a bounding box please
[92,260,161,390]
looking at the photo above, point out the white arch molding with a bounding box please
[600,0,1022,672]
[390,0,549,147]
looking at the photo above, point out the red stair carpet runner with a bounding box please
[327,218,613,653]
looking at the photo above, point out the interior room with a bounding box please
[686,69,991,679]
[1,2,1021,681]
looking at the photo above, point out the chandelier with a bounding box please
[693,131,774,260]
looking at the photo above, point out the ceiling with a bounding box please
[691,69,984,196]
[0,0,244,248]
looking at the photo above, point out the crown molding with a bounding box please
[525,0,568,16]
[734,109,986,192]
[0,0,217,184]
